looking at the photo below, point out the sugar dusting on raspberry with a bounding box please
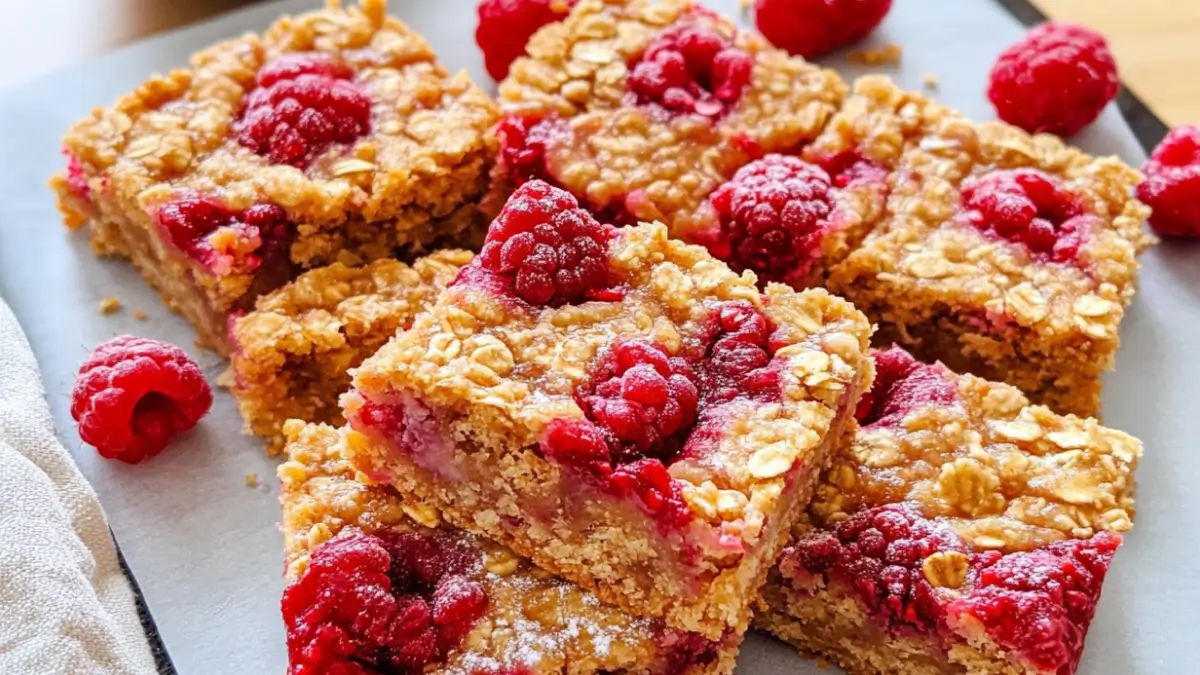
[959,169,1092,264]
[701,154,838,287]
[236,52,371,167]
[753,0,893,60]
[476,0,572,81]
[1137,124,1200,237]
[282,529,488,675]
[987,21,1118,137]
[457,180,622,306]
[70,335,213,464]
[627,19,753,119]
[855,347,957,428]
[155,193,292,275]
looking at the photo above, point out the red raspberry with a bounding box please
[657,630,724,671]
[959,169,1091,263]
[476,0,572,81]
[156,194,291,275]
[987,22,1118,137]
[703,301,783,404]
[1137,125,1200,237]
[495,115,563,189]
[236,53,371,167]
[753,0,893,60]
[855,347,957,428]
[469,180,620,306]
[63,151,91,201]
[282,529,488,675]
[704,155,837,286]
[70,336,213,464]
[627,21,753,118]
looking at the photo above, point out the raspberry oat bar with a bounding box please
[280,421,740,675]
[340,180,874,637]
[492,0,847,244]
[228,250,470,454]
[50,0,496,355]
[826,76,1153,417]
[756,346,1141,675]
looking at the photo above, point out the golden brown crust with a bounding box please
[229,250,471,453]
[279,421,739,675]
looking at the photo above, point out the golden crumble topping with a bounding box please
[230,249,470,453]
[278,421,738,675]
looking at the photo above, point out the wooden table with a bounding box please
[1,0,1192,128]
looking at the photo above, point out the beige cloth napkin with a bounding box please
[0,298,157,674]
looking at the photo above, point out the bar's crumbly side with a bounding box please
[279,421,740,675]
[337,180,873,638]
[825,76,1153,417]
[755,347,1141,675]
[49,0,497,355]
[491,0,847,259]
[228,249,471,454]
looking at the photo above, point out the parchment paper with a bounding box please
[0,1,1196,673]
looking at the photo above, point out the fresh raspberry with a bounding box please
[703,155,837,286]
[855,347,956,428]
[987,22,1118,137]
[788,504,964,633]
[627,21,753,118]
[475,0,572,81]
[70,336,213,464]
[236,53,371,167]
[948,532,1120,673]
[753,0,893,60]
[467,180,620,306]
[959,169,1092,263]
[702,301,784,404]
[155,194,292,275]
[282,529,488,675]
[579,339,700,458]
[1137,125,1200,237]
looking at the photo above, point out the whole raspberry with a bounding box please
[704,155,836,286]
[468,180,620,306]
[959,169,1091,263]
[495,115,563,188]
[855,347,957,428]
[70,336,213,464]
[1137,125,1200,237]
[627,21,754,118]
[236,53,372,167]
[476,0,572,81]
[703,301,783,404]
[987,22,1118,136]
[753,0,893,60]
[156,194,291,275]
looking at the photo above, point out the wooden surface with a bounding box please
[0,0,1193,128]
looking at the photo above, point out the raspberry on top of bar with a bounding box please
[827,76,1154,417]
[340,180,874,638]
[757,346,1141,675]
[492,0,846,247]
[50,0,497,353]
[228,250,471,454]
[279,421,739,675]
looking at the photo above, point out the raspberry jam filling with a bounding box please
[781,505,1120,672]
[453,180,624,306]
[627,20,753,118]
[154,193,292,276]
[700,154,838,286]
[539,301,787,532]
[63,151,92,202]
[282,529,488,675]
[236,53,371,168]
[855,347,958,428]
[813,150,889,189]
[959,169,1092,264]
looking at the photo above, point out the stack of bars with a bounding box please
[51,1,1150,674]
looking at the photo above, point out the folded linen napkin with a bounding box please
[0,297,157,674]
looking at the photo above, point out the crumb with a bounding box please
[98,297,122,315]
[134,310,147,320]
[923,73,939,89]
[245,473,259,487]
[846,43,902,66]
